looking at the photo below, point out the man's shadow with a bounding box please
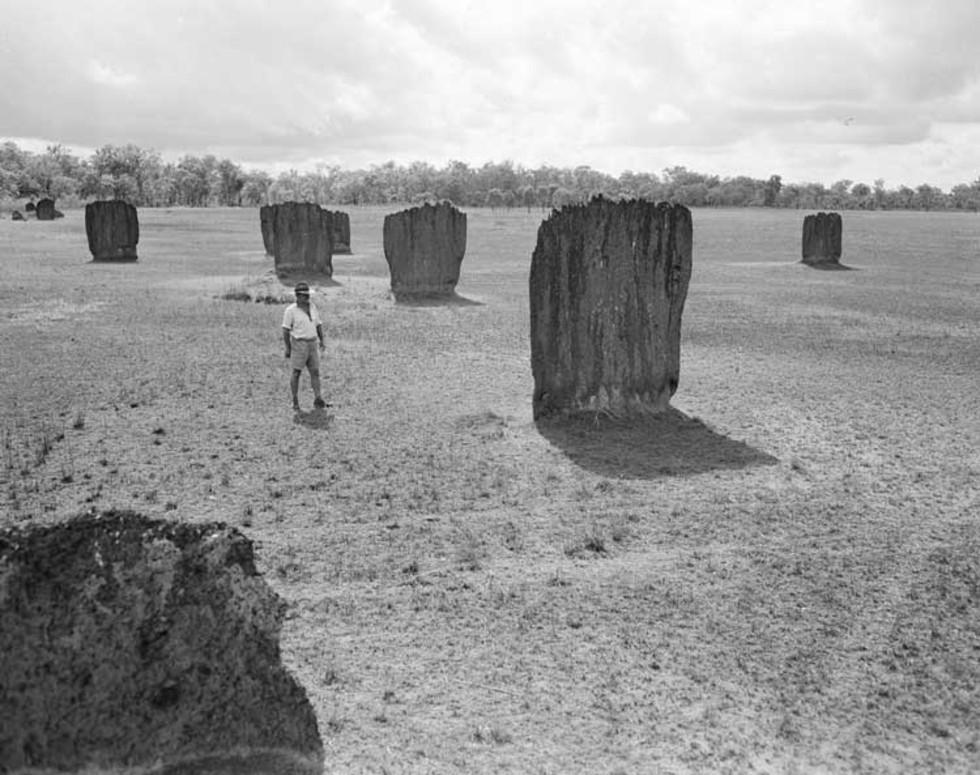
[535,406,778,479]
[293,407,335,430]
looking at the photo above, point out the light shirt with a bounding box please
[282,302,322,340]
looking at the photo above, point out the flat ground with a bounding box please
[1,205,979,774]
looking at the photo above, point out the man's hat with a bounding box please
[294,282,310,295]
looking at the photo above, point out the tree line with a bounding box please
[2,140,979,212]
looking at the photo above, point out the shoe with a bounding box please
[292,403,301,413]
[313,397,329,409]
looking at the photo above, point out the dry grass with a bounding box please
[1,206,979,773]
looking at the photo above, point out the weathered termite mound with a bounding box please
[85,199,140,261]
[269,202,333,279]
[801,211,843,267]
[259,204,275,255]
[529,197,693,419]
[329,209,351,254]
[35,198,56,221]
[383,201,467,299]
[0,510,324,774]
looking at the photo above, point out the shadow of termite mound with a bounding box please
[391,290,483,307]
[536,407,778,480]
[274,270,341,287]
[0,510,323,774]
[802,260,855,271]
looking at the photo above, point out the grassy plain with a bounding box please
[1,204,979,773]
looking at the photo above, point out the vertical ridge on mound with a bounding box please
[260,204,275,255]
[329,209,352,254]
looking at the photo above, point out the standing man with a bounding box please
[282,282,328,411]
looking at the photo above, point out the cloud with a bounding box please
[87,61,139,88]
[0,0,978,186]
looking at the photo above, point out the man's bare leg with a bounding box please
[310,368,329,408]
[290,370,302,410]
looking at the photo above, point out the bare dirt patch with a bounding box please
[5,298,105,323]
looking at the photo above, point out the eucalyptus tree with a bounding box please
[215,158,245,206]
[83,144,163,205]
[173,155,218,206]
[241,170,273,206]
[949,180,980,211]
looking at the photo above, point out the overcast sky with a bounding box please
[2,0,978,188]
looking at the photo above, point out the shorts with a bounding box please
[290,338,321,371]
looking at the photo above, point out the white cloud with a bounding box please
[648,105,690,126]
[0,0,978,187]
[87,61,138,88]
